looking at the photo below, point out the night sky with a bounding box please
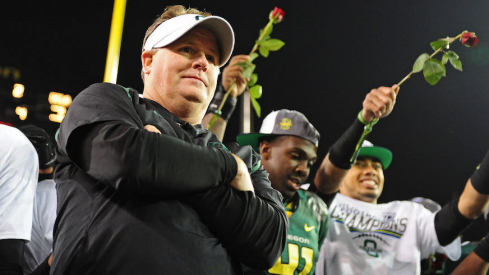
[2,0,489,238]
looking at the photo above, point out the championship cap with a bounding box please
[358,140,393,169]
[17,124,55,169]
[237,109,320,152]
[143,14,234,66]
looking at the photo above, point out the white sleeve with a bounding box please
[0,125,38,241]
[416,205,461,261]
[24,179,57,272]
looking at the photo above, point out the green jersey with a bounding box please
[244,189,330,275]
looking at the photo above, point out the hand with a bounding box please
[144,125,161,134]
[361,85,399,122]
[229,153,254,192]
[222,55,250,98]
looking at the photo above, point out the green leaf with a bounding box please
[447,50,459,60]
[440,37,457,44]
[449,58,463,71]
[430,40,449,51]
[249,53,259,63]
[423,59,445,85]
[250,96,261,117]
[442,54,449,65]
[259,46,269,58]
[262,39,285,51]
[248,73,258,86]
[249,85,262,99]
[242,63,256,79]
[413,53,430,73]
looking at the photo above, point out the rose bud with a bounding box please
[461,32,479,47]
[269,7,285,23]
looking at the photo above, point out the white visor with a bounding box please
[143,14,234,66]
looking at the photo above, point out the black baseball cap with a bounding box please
[237,109,320,151]
[17,124,55,169]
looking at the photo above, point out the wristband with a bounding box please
[474,233,489,262]
[328,116,366,169]
[357,110,379,126]
[470,150,489,194]
[206,84,237,122]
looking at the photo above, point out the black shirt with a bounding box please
[52,83,288,275]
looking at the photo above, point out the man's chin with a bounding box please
[360,192,380,202]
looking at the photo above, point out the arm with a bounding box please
[451,234,489,275]
[187,145,288,269]
[315,85,399,194]
[0,240,24,275]
[0,127,38,275]
[458,179,489,219]
[435,150,489,246]
[450,252,489,275]
[203,55,250,140]
[66,121,238,198]
[56,84,240,198]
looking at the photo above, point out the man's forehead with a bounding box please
[177,27,220,56]
[357,156,382,164]
[276,135,317,154]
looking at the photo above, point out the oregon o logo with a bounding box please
[360,239,382,258]
[280,118,293,130]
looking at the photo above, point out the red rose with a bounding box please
[270,7,285,23]
[461,32,479,47]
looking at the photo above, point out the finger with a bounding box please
[391,84,400,95]
[230,55,250,66]
[226,69,246,79]
[144,125,161,134]
[368,89,391,106]
[365,96,388,118]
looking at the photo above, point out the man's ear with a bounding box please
[141,51,154,75]
[259,141,272,160]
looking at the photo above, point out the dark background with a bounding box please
[2,1,489,238]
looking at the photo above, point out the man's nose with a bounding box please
[363,164,377,175]
[296,161,310,176]
[193,53,209,72]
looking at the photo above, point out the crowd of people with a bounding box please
[2,4,489,275]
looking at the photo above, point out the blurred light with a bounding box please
[49,105,67,123]
[0,121,13,126]
[15,106,28,120]
[0,66,20,81]
[12,83,25,98]
[48,92,71,123]
[60,94,72,106]
[49,92,72,107]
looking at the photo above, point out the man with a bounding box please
[236,109,328,275]
[316,141,462,274]
[203,53,399,274]
[17,125,56,274]
[52,5,287,275]
[315,135,489,274]
[0,124,38,275]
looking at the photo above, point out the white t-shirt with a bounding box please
[316,193,461,275]
[23,178,56,274]
[0,125,38,241]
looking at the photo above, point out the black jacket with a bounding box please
[52,83,288,275]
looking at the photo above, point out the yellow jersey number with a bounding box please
[268,243,314,275]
